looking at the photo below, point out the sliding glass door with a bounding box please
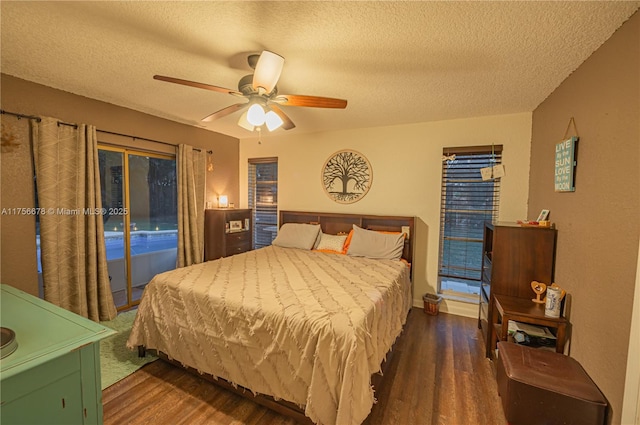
[99,147,177,310]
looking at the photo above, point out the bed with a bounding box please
[126,211,415,425]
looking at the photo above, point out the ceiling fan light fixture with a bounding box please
[237,111,255,131]
[155,49,346,134]
[252,50,284,93]
[247,103,266,126]
[265,110,284,131]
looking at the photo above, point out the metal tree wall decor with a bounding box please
[322,149,372,204]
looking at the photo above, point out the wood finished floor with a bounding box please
[102,308,507,425]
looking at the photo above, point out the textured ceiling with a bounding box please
[1,1,638,140]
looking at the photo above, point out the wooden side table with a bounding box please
[490,294,568,359]
[204,208,253,260]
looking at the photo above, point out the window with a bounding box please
[248,158,278,249]
[438,145,502,298]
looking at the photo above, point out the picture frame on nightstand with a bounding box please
[537,209,550,222]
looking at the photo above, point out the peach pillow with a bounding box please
[314,248,345,255]
[341,230,354,254]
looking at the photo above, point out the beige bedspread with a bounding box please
[126,245,412,425]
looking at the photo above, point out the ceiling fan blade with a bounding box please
[252,51,284,94]
[201,103,248,122]
[272,94,347,109]
[154,75,242,96]
[269,105,296,130]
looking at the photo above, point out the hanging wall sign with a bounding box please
[322,149,372,204]
[554,136,578,192]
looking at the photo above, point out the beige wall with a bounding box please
[239,112,533,315]
[0,74,239,296]
[528,12,639,424]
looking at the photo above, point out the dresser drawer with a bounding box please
[226,231,250,245]
[226,231,251,256]
[226,243,251,256]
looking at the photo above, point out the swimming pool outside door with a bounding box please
[99,147,177,310]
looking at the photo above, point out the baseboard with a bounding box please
[413,298,478,318]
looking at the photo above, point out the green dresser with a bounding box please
[1,284,116,425]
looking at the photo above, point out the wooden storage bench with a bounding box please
[496,342,608,425]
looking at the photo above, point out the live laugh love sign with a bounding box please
[554,118,579,192]
[555,136,578,192]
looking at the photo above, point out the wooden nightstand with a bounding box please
[479,222,557,358]
[204,208,253,260]
[490,293,568,360]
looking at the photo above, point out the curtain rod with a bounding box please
[97,129,211,154]
[0,109,41,122]
[0,109,212,154]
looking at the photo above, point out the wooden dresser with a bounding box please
[204,208,253,261]
[478,222,557,358]
[0,284,116,425]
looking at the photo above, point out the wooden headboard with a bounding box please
[279,210,415,278]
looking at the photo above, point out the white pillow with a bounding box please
[315,233,348,253]
[272,223,321,250]
[346,225,404,260]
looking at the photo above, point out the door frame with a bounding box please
[98,145,176,311]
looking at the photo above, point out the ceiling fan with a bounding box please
[154,50,348,132]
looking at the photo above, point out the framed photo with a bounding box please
[229,220,242,231]
[536,209,550,222]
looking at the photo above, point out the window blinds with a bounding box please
[248,158,278,249]
[438,146,502,283]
